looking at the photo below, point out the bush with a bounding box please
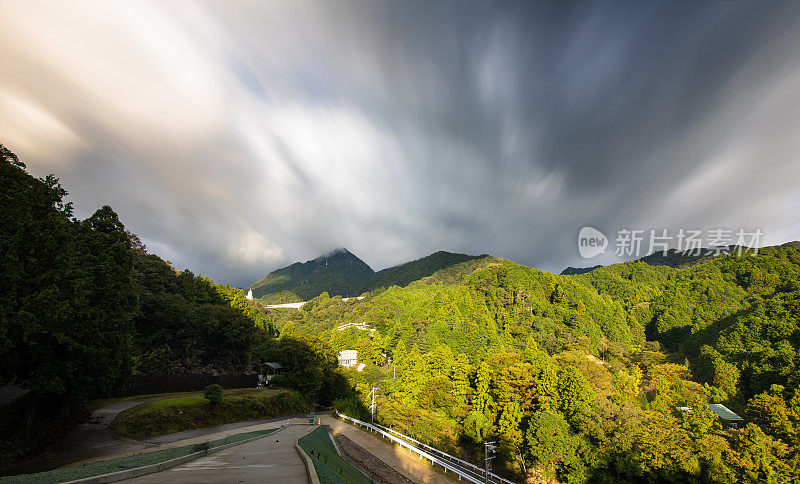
[204,384,224,407]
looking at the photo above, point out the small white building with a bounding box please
[337,350,358,368]
[246,289,254,300]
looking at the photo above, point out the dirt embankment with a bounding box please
[330,431,415,484]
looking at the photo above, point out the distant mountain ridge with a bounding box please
[362,250,486,291]
[247,248,374,303]
[560,246,760,276]
[560,265,603,276]
[247,249,485,303]
[251,244,771,302]
[635,248,718,268]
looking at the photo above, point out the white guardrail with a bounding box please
[335,411,515,484]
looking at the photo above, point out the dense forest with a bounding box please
[0,147,352,465]
[362,250,486,292]
[2,145,135,437]
[271,247,800,482]
[2,145,798,482]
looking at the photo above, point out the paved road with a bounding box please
[1,399,308,478]
[264,296,364,309]
[264,302,306,309]
[142,414,311,445]
[122,425,316,483]
[79,401,144,430]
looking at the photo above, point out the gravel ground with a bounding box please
[331,433,415,484]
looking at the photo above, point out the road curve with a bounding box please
[121,425,316,483]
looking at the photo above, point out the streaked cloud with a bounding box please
[2,0,800,286]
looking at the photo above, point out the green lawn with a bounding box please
[89,388,264,411]
[145,389,271,410]
[112,389,309,438]
[145,395,207,408]
[3,428,277,484]
[298,426,370,484]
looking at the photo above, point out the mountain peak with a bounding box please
[313,247,351,261]
[560,265,603,276]
[248,248,373,302]
[247,248,492,303]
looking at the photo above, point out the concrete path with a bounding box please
[320,416,452,484]
[78,401,144,431]
[122,425,316,483]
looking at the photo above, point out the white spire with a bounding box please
[246,289,253,300]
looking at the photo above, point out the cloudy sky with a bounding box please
[3,1,800,287]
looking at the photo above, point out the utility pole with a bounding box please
[369,386,380,423]
[484,441,496,484]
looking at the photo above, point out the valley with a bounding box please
[2,145,799,483]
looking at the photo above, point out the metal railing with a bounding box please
[368,421,514,484]
[336,411,515,484]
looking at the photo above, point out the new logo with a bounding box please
[578,226,608,258]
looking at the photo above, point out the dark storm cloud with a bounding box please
[2,1,800,286]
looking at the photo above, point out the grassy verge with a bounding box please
[298,426,370,484]
[112,389,309,439]
[89,387,264,411]
[3,428,277,483]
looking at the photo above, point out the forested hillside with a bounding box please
[635,247,719,268]
[576,244,800,402]
[247,249,487,303]
[129,252,275,375]
[246,248,374,303]
[271,246,800,482]
[1,145,134,411]
[0,147,352,466]
[3,143,798,482]
[1,146,140,463]
[362,251,486,291]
